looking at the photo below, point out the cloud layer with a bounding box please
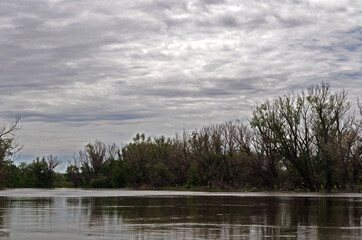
[0,0,361,164]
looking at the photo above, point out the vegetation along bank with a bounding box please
[1,83,361,192]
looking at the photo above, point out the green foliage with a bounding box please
[186,163,200,188]
[109,158,129,188]
[89,174,109,188]
[65,163,82,187]
[5,155,61,188]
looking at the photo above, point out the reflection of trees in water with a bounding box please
[10,198,54,224]
[94,196,361,239]
[0,197,9,237]
[67,197,105,227]
[0,197,56,238]
[316,197,361,239]
[62,196,361,239]
[0,197,7,226]
[86,198,104,228]
[65,197,106,238]
[0,195,360,239]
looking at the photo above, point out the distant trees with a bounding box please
[7,155,61,188]
[62,84,361,191]
[180,121,252,189]
[22,156,60,187]
[2,83,361,192]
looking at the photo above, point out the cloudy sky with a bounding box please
[1,0,361,167]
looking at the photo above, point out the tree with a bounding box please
[250,94,318,190]
[26,156,60,188]
[76,140,120,187]
[250,83,358,191]
[0,117,21,188]
[121,134,175,187]
[307,83,352,191]
[65,160,82,187]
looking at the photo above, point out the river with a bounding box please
[0,189,361,239]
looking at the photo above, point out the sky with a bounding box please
[0,0,361,169]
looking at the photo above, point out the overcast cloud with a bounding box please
[0,0,361,167]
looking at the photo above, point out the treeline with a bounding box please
[0,83,361,191]
[6,156,62,188]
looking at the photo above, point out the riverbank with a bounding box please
[148,185,362,193]
[1,188,361,198]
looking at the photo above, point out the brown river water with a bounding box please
[0,189,361,239]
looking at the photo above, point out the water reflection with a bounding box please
[0,195,361,239]
[0,197,9,238]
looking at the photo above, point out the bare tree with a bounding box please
[0,117,21,162]
[76,140,120,187]
[251,83,358,191]
[47,155,60,171]
[79,140,108,177]
[0,117,21,187]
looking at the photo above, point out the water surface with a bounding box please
[0,189,361,239]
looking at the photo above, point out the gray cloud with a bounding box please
[2,110,153,124]
[0,0,361,163]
